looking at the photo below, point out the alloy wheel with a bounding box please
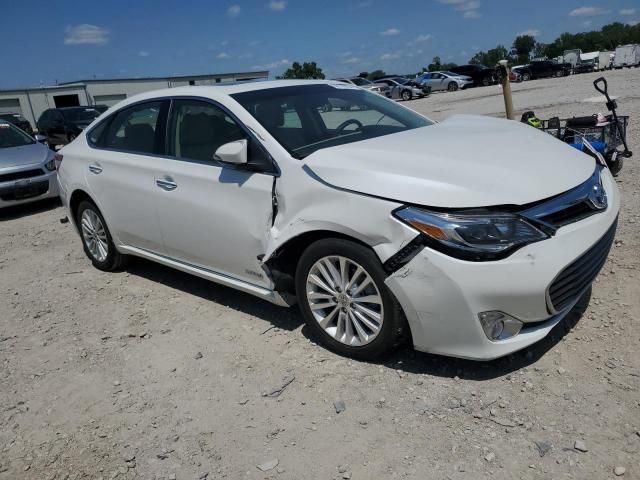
[305,256,384,347]
[81,209,109,262]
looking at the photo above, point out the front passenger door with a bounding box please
[153,99,276,287]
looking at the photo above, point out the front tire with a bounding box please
[447,81,458,92]
[295,238,407,359]
[76,200,128,271]
[401,89,412,101]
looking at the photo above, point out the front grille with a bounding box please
[547,218,617,312]
[0,168,45,183]
[521,167,607,231]
[0,179,49,201]
[538,201,597,228]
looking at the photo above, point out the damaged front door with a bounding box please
[153,98,277,288]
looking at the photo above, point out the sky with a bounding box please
[0,0,638,88]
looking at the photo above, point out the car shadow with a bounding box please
[0,197,61,221]
[125,256,590,379]
[376,287,591,381]
[124,258,303,333]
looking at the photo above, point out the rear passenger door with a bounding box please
[85,100,169,253]
[153,98,276,287]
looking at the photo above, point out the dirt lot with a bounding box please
[1,68,639,480]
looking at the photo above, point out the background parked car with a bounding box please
[415,71,473,92]
[513,60,570,81]
[37,107,101,148]
[333,77,388,96]
[0,113,33,135]
[374,77,426,101]
[0,121,58,208]
[449,64,497,87]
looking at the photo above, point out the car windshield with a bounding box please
[63,108,101,123]
[441,71,459,76]
[231,84,432,159]
[0,122,35,148]
[349,78,371,86]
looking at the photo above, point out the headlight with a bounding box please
[44,151,57,172]
[44,158,56,171]
[394,207,548,261]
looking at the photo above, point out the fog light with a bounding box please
[478,311,523,341]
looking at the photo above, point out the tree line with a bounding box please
[276,22,640,80]
[453,22,640,69]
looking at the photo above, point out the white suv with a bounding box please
[57,80,619,360]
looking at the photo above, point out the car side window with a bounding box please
[169,100,247,163]
[103,101,163,154]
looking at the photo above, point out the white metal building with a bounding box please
[0,70,269,130]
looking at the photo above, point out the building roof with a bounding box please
[58,71,269,85]
[0,71,269,94]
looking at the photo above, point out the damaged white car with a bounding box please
[56,80,619,360]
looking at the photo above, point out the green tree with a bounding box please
[469,45,511,66]
[367,69,386,80]
[277,61,325,79]
[513,35,537,63]
[428,56,442,71]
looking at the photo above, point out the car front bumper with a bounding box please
[385,169,620,360]
[0,167,59,209]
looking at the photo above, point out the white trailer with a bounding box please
[614,44,640,68]
[563,49,582,68]
[598,51,614,70]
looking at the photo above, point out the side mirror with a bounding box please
[34,134,47,143]
[214,139,248,165]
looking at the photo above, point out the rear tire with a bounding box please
[401,90,412,101]
[76,200,128,271]
[295,238,408,360]
[522,73,531,81]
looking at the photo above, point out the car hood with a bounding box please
[303,115,595,208]
[0,142,51,169]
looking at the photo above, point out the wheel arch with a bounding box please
[68,189,96,231]
[264,229,375,296]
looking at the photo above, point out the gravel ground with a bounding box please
[1,68,639,480]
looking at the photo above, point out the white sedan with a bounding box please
[415,71,474,91]
[56,80,619,360]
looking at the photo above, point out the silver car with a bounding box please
[415,71,474,92]
[334,77,389,96]
[374,77,425,101]
[0,121,59,208]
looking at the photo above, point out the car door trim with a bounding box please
[118,244,292,306]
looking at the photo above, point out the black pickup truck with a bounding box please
[449,64,497,87]
[513,61,571,80]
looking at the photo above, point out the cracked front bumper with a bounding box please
[385,171,620,360]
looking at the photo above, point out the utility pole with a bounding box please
[498,60,514,120]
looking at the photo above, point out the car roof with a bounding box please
[106,79,345,110]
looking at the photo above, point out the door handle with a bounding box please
[155,178,177,191]
[88,164,103,174]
